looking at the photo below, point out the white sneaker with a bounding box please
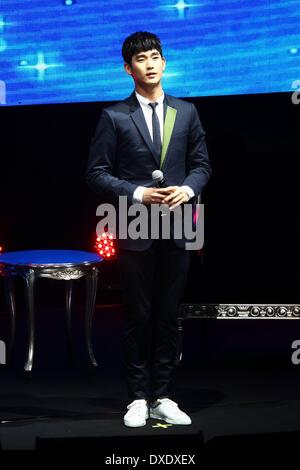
[150,398,192,425]
[123,399,149,427]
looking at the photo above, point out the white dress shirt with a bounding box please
[132,90,194,203]
[136,90,164,143]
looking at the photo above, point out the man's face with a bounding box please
[124,49,166,88]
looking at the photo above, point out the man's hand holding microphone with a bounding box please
[142,170,190,210]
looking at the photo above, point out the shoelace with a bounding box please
[127,400,148,415]
[157,398,178,408]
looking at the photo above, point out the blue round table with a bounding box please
[0,250,103,372]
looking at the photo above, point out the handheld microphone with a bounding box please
[152,170,166,188]
[151,170,169,217]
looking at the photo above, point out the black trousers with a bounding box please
[118,239,191,402]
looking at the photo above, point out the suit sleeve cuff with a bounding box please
[132,186,146,203]
[181,185,195,201]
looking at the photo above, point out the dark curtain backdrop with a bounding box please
[0,92,299,304]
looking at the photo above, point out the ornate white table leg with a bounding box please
[65,280,73,357]
[24,269,35,373]
[3,276,16,361]
[85,267,99,368]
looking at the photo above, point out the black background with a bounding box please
[1,92,299,304]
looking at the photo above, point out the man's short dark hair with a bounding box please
[122,31,163,65]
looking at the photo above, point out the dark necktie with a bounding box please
[148,102,162,157]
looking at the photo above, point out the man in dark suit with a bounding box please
[87,31,211,427]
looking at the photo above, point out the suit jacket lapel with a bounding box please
[128,93,160,166]
[126,92,178,169]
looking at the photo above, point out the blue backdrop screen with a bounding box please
[0,0,299,105]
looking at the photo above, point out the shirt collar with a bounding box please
[135,90,165,107]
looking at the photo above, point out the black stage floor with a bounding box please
[1,360,300,460]
[1,303,300,462]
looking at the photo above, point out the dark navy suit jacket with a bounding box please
[87,92,211,250]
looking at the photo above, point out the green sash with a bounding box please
[160,106,177,169]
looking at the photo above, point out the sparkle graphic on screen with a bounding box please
[0,16,6,31]
[175,0,189,10]
[19,52,63,80]
[163,72,181,79]
[0,15,6,52]
[0,38,6,52]
[161,1,200,18]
